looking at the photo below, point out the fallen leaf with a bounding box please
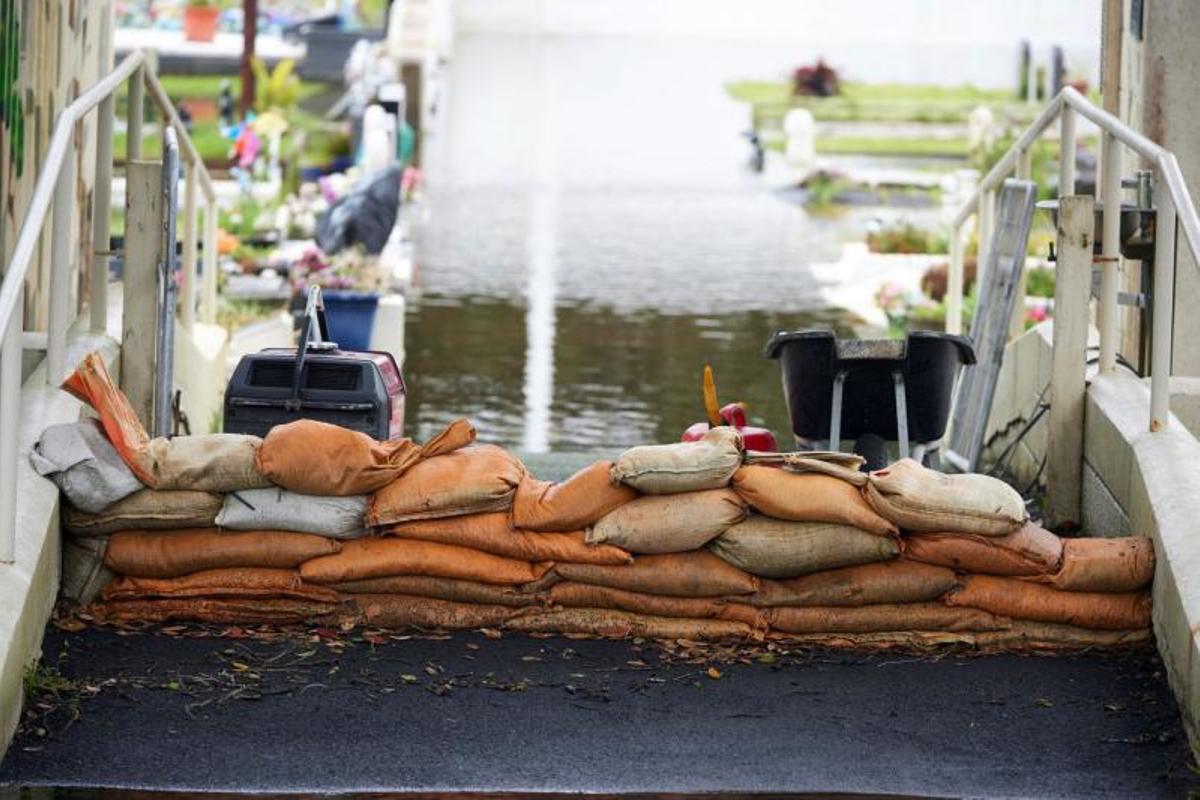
[706,667,722,680]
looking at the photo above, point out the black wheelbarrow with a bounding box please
[764,329,975,470]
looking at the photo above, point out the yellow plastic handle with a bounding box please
[703,364,722,427]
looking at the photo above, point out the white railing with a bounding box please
[0,46,219,562]
[946,86,1200,434]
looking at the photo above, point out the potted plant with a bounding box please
[290,247,384,351]
[183,0,221,43]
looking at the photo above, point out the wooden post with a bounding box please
[240,0,258,116]
[120,161,164,429]
[1045,195,1094,528]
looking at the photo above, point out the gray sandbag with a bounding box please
[61,536,115,605]
[709,516,899,579]
[610,427,742,494]
[143,434,273,493]
[30,419,143,513]
[216,487,368,539]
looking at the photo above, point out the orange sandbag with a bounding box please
[553,550,759,597]
[101,568,338,603]
[299,538,552,586]
[587,489,747,554]
[548,582,765,628]
[732,466,897,536]
[387,513,632,565]
[335,575,544,607]
[61,352,153,484]
[944,574,1151,630]
[973,620,1153,652]
[904,522,1064,577]
[89,597,336,625]
[767,602,1009,634]
[749,560,959,607]
[1024,536,1154,593]
[257,417,475,496]
[104,529,341,579]
[349,593,516,629]
[511,461,638,531]
[504,608,757,641]
[367,445,526,525]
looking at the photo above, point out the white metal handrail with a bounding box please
[945,86,1200,433]
[0,47,220,562]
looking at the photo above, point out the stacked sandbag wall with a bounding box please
[52,354,1155,650]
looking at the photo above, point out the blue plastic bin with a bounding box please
[322,291,380,351]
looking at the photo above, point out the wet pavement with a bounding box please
[1,625,1196,798]
[404,35,946,452]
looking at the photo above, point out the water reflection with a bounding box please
[406,34,939,451]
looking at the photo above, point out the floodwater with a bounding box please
[404,35,943,452]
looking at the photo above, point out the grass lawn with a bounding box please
[115,74,328,113]
[115,120,232,162]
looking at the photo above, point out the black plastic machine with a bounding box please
[765,329,974,470]
[224,286,405,439]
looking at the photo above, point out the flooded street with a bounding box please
[405,35,938,451]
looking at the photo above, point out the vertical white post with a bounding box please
[1150,189,1176,432]
[46,152,76,386]
[1059,106,1076,198]
[121,161,164,428]
[0,291,21,563]
[1099,131,1122,373]
[946,223,964,335]
[1016,146,1032,181]
[127,66,144,162]
[202,201,218,325]
[180,160,197,331]
[978,188,995,278]
[91,9,115,334]
[1045,194,1094,528]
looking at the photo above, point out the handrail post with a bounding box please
[46,145,75,385]
[1059,106,1076,196]
[90,7,114,334]
[1016,146,1032,181]
[978,188,995,279]
[1099,131,1122,373]
[202,201,218,325]
[0,287,21,563]
[180,160,198,331]
[946,223,964,335]
[127,65,144,161]
[1150,188,1177,432]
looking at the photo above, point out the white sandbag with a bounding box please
[216,487,368,539]
[144,434,274,493]
[865,458,1027,536]
[610,427,742,494]
[29,419,143,513]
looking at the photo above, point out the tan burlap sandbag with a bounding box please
[904,522,1064,577]
[368,445,525,525]
[553,551,759,597]
[767,602,1010,634]
[349,593,516,630]
[89,597,336,625]
[945,574,1151,630]
[335,575,545,607]
[101,568,338,603]
[709,516,899,579]
[586,489,746,554]
[865,459,1027,535]
[1022,536,1154,593]
[547,582,765,628]
[973,620,1152,652]
[104,529,341,579]
[143,434,272,493]
[258,417,475,496]
[610,427,742,494]
[511,461,638,531]
[387,512,632,565]
[732,466,896,536]
[749,560,958,607]
[504,608,757,641]
[300,538,552,586]
[64,489,223,536]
